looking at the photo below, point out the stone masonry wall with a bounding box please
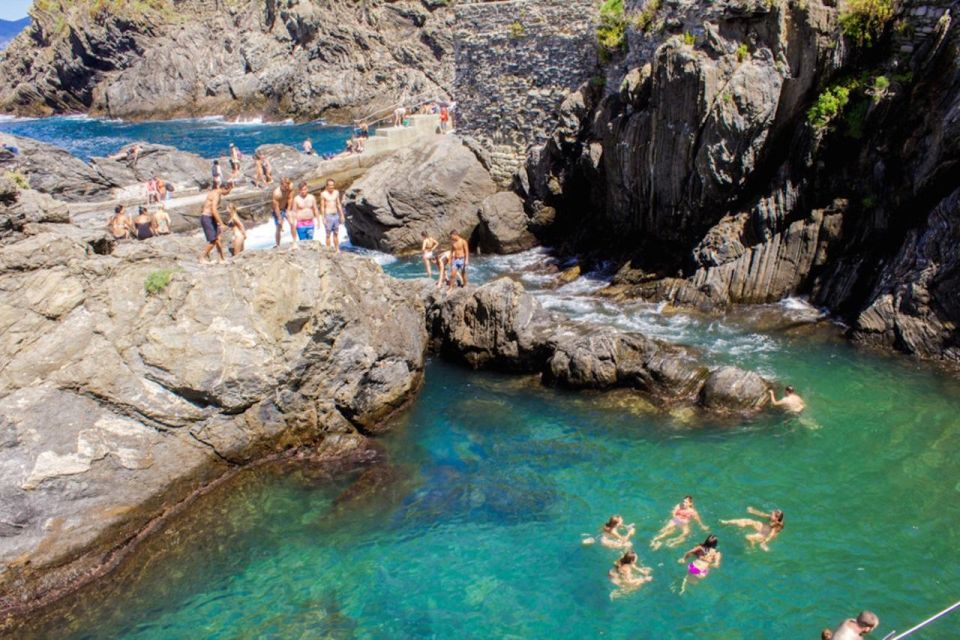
[454,0,599,186]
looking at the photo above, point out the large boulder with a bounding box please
[476,191,537,254]
[0,233,427,615]
[0,133,116,201]
[698,366,771,414]
[345,136,497,254]
[89,143,211,192]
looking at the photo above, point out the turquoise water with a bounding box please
[12,251,960,638]
[0,116,353,160]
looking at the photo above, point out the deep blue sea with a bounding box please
[0,115,353,161]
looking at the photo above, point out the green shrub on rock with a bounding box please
[597,0,627,60]
[144,269,177,296]
[808,84,852,130]
[839,0,895,47]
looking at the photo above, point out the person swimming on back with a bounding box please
[720,507,785,551]
[768,385,805,413]
[650,495,709,549]
[599,515,636,549]
[608,550,652,599]
[678,534,721,593]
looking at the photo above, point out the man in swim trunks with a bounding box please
[421,231,439,278]
[319,179,345,253]
[271,177,295,248]
[768,385,805,413]
[199,184,232,263]
[229,143,241,184]
[831,611,879,639]
[108,204,133,240]
[290,181,320,246]
[448,230,469,290]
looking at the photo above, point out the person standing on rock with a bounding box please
[227,204,246,256]
[271,177,295,248]
[262,155,274,184]
[199,184,232,263]
[108,204,133,240]
[393,105,406,127]
[303,139,315,155]
[229,143,242,184]
[448,230,469,289]
[421,231,439,278]
[768,386,805,413]
[291,181,320,245]
[212,159,223,189]
[254,152,267,188]
[320,179,345,253]
[436,250,452,289]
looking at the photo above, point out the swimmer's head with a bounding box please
[820,629,833,640]
[785,385,795,395]
[619,551,637,565]
[683,495,693,507]
[856,611,879,632]
[702,534,718,549]
[604,515,623,530]
[772,510,785,524]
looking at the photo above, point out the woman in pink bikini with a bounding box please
[678,534,721,593]
[650,495,709,549]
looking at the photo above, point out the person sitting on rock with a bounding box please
[133,206,156,241]
[768,385,805,413]
[153,203,171,235]
[108,204,133,240]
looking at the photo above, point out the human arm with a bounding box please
[337,193,345,221]
[678,546,700,563]
[768,390,784,406]
[747,506,770,518]
[693,508,709,531]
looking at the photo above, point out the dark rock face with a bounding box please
[0,0,454,121]
[524,0,960,366]
[476,191,538,254]
[0,133,116,201]
[423,277,771,412]
[0,228,426,614]
[345,136,498,254]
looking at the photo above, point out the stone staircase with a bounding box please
[362,114,444,155]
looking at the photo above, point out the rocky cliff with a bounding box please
[517,0,959,365]
[0,0,454,121]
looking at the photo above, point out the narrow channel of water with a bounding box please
[11,235,960,639]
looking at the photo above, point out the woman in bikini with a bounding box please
[650,495,709,549]
[608,550,652,598]
[721,507,785,551]
[226,204,246,256]
[421,231,439,278]
[599,515,636,549]
[678,534,721,593]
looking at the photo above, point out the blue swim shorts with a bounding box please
[296,224,315,241]
[324,213,340,235]
[272,209,287,226]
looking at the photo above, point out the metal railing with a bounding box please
[881,600,960,639]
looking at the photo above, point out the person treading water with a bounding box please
[583,515,636,549]
[678,534,721,594]
[768,385,805,413]
[608,550,652,599]
[650,495,709,549]
[720,507,785,551]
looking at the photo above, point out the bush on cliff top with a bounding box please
[839,0,895,47]
[808,84,852,130]
[597,0,627,59]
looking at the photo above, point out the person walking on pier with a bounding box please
[320,179,345,253]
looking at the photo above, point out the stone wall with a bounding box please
[453,0,599,185]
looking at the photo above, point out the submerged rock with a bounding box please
[0,230,427,615]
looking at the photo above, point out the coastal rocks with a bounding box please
[476,191,537,254]
[0,0,455,122]
[0,236,427,614]
[345,136,497,254]
[0,185,71,244]
[0,133,115,201]
[425,278,771,413]
[90,143,211,191]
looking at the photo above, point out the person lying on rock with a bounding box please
[768,385,805,413]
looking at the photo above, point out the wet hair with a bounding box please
[701,534,718,549]
[138,206,147,215]
[772,510,785,524]
[821,629,833,640]
[603,516,621,531]
[683,495,693,503]
[785,385,795,394]
[615,551,637,567]
[213,159,220,165]
[421,231,428,238]
[114,204,124,214]
[856,611,879,629]
[299,181,308,190]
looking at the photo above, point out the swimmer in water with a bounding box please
[678,534,721,594]
[608,550,652,599]
[600,515,636,549]
[720,507,785,551]
[768,385,805,413]
[650,495,709,549]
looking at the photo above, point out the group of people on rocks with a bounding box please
[587,495,878,638]
[420,230,469,289]
[198,183,248,263]
[212,144,274,189]
[108,203,171,242]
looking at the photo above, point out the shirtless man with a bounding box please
[319,179,345,253]
[108,204,133,240]
[290,182,320,245]
[271,177,296,248]
[421,231,439,278]
[199,184,232,263]
[831,611,879,639]
[768,385,805,413]
[448,230,469,290]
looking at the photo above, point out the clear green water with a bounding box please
[17,335,960,639]
[12,250,960,639]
